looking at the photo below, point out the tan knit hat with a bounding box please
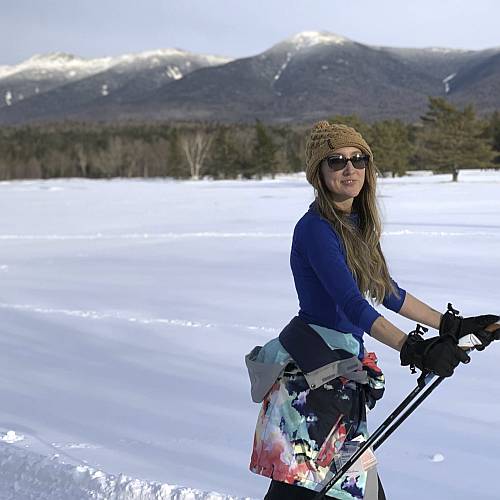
[305,121,373,184]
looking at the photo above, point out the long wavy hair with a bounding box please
[309,156,399,305]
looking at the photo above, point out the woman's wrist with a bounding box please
[399,292,443,330]
[370,316,408,352]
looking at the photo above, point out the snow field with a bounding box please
[0,170,498,499]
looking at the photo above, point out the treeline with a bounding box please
[0,97,499,181]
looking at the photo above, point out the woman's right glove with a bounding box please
[439,303,499,349]
[400,332,470,378]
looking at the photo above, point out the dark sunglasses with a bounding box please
[325,153,369,171]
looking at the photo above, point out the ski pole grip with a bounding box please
[457,321,500,349]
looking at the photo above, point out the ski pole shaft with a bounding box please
[370,337,489,453]
[371,326,499,449]
[373,375,444,451]
[313,373,435,500]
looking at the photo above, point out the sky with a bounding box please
[1,0,500,65]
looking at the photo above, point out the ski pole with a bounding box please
[312,371,437,500]
[372,322,500,452]
[313,322,500,500]
[373,373,442,451]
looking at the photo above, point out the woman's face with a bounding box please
[320,146,366,207]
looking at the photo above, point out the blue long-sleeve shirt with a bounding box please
[290,202,406,351]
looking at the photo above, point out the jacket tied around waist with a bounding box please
[246,316,385,500]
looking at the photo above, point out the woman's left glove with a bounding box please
[439,303,499,350]
[400,333,470,378]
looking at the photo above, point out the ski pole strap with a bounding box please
[407,323,428,375]
[417,370,432,388]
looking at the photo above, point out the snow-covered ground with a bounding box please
[0,170,498,499]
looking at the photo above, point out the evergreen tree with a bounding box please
[369,120,413,177]
[273,125,304,174]
[251,120,278,179]
[485,111,500,164]
[205,126,240,179]
[416,97,493,181]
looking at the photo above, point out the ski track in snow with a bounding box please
[0,303,279,334]
[383,229,498,237]
[0,443,253,500]
[0,229,498,241]
[0,232,289,241]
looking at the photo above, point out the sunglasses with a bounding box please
[325,153,370,171]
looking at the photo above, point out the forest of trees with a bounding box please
[0,98,499,182]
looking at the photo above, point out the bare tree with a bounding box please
[179,129,213,179]
[74,144,88,177]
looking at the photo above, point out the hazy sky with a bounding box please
[1,0,499,65]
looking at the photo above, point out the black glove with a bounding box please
[400,333,470,378]
[439,303,499,350]
[474,327,500,351]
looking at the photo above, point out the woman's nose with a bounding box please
[343,160,355,173]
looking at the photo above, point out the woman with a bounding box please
[246,121,499,499]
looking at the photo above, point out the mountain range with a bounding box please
[0,31,499,125]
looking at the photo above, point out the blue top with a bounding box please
[290,202,406,354]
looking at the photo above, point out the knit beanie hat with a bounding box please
[305,121,373,185]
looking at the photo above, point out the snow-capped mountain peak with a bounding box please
[0,49,232,81]
[286,31,349,49]
[0,47,234,113]
[264,31,350,58]
[0,52,117,79]
[25,52,83,64]
[113,48,232,66]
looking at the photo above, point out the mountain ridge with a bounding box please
[0,31,498,124]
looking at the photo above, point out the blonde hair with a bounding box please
[309,156,399,305]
